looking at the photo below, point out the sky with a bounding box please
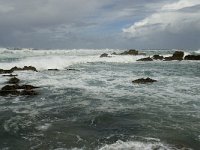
[0,0,200,49]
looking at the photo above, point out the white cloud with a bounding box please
[123,0,200,38]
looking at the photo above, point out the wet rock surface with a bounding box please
[184,55,200,60]
[132,77,157,84]
[137,57,153,61]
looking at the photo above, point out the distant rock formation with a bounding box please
[184,55,200,60]
[132,77,157,84]
[137,57,153,61]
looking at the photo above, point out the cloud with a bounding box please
[123,0,200,40]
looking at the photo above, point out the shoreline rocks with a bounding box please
[0,66,38,74]
[184,55,200,60]
[100,53,109,58]
[8,77,20,84]
[137,57,153,61]
[132,78,157,84]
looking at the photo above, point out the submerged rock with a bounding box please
[132,77,157,84]
[7,77,20,84]
[2,74,18,77]
[48,69,59,71]
[66,68,80,71]
[184,55,200,60]
[152,55,164,60]
[137,57,153,61]
[100,53,109,57]
[21,90,38,96]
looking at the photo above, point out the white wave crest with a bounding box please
[99,140,172,150]
[0,53,144,70]
[195,49,200,54]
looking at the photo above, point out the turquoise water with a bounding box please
[0,49,200,149]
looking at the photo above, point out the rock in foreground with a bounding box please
[132,78,157,84]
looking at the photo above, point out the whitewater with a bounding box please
[0,48,200,150]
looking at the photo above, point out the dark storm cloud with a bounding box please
[0,0,199,49]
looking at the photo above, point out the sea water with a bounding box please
[0,48,200,150]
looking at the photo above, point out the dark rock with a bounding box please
[19,85,39,90]
[48,69,59,71]
[132,77,157,84]
[100,53,109,57]
[0,84,39,96]
[172,51,184,60]
[0,85,20,96]
[21,90,38,96]
[66,68,80,71]
[0,89,20,96]
[111,52,117,55]
[0,69,13,74]
[8,77,20,84]
[137,57,153,61]
[164,51,184,61]
[120,49,139,55]
[184,55,200,60]
[11,66,38,72]
[152,55,164,60]
[2,74,18,77]
[1,85,19,91]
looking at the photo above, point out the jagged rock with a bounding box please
[152,55,164,60]
[137,57,153,61]
[100,53,109,57]
[8,77,20,84]
[11,66,38,72]
[184,55,200,60]
[120,49,139,55]
[132,77,157,84]
[164,51,184,61]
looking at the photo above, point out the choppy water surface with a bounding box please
[0,48,200,150]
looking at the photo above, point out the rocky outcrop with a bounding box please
[152,55,164,60]
[132,77,157,84]
[100,53,109,57]
[137,57,153,61]
[8,77,20,84]
[120,49,139,55]
[11,66,38,72]
[0,84,39,96]
[164,51,184,61]
[0,66,38,74]
[184,55,200,60]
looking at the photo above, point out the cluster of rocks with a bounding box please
[0,66,39,96]
[0,66,37,74]
[100,49,145,57]
[137,51,200,61]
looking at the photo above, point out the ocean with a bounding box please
[0,48,200,150]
